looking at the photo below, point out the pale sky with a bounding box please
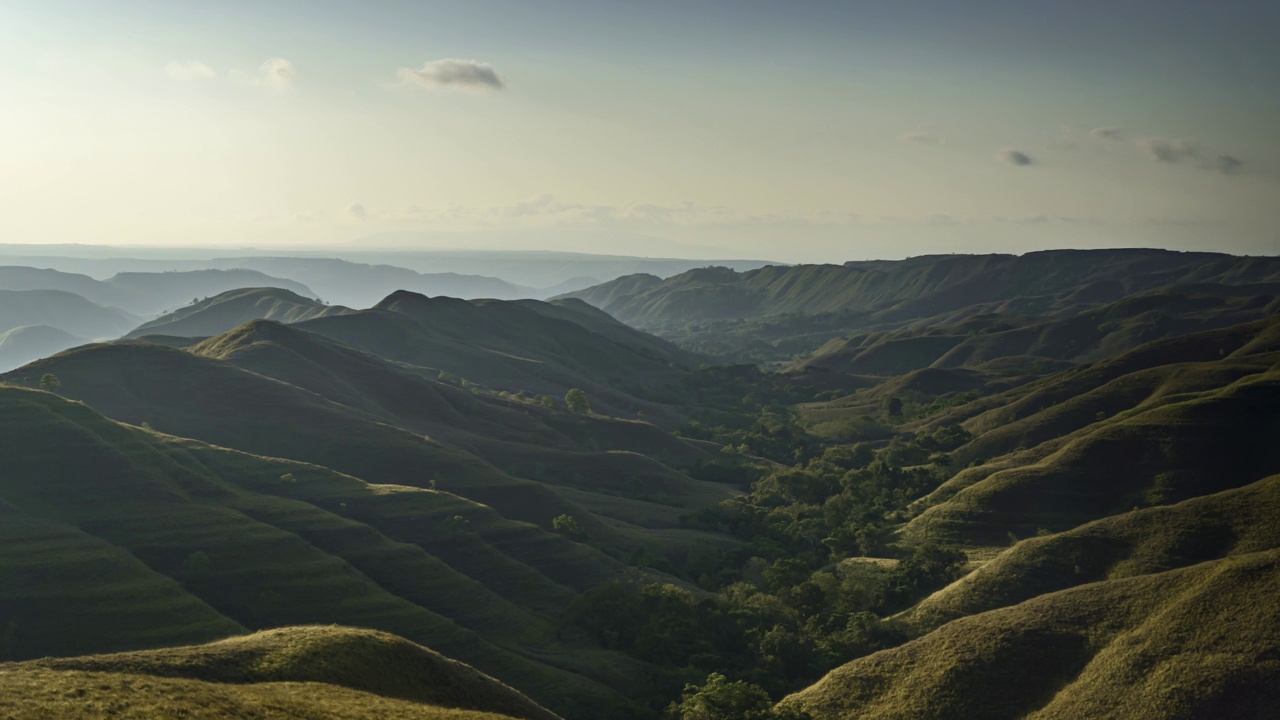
[1,0,1278,262]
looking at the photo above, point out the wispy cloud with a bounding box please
[164,60,216,81]
[996,149,1033,166]
[395,59,505,91]
[1089,127,1124,140]
[1137,137,1243,174]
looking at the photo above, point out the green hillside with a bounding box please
[0,386,651,718]
[294,290,701,417]
[2,626,560,720]
[781,550,1280,720]
[125,287,352,339]
[562,250,1280,361]
[908,476,1280,632]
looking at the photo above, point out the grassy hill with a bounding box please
[561,250,1280,361]
[780,549,1280,720]
[125,287,352,339]
[2,626,560,720]
[0,325,86,372]
[294,291,701,418]
[0,385,655,718]
[907,476,1280,632]
[0,289,138,339]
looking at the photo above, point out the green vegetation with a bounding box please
[3,626,560,720]
[3,252,1279,719]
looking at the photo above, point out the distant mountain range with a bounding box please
[0,266,315,316]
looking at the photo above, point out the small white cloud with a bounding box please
[997,149,1033,166]
[346,203,369,220]
[164,60,216,81]
[395,58,505,91]
[230,57,296,91]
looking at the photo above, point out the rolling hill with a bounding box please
[0,266,316,316]
[781,549,1280,720]
[125,287,352,339]
[2,626,560,720]
[0,289,138,339]
[0,325,86,372]
[561,250,1280,361]
[0,385,653,718]
[292,291,702,418]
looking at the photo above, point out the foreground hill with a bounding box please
[781,549,1280,719]
[0,385,651,718]
[125,287,352,339]
[0,289,138,339]
[3,626,559,720]
[0,266,316,316]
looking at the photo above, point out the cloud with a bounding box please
[230,57,296,90]
[1138,137,1197,163]
[164,60,216,81]
[996,149,1033,166]
[1089,127,1124,140]
[395,59,505,91]
[1215,155,1243,174]
[346,203,368,220]
[1137,137,1243,174]
[904,131,941,145]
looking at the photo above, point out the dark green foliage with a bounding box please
[38,373,59,389]
[565,388,591,414]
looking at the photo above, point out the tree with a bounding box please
[534,394,559,409]
[552,514,584,540]
[565,388,591,414]
[667,673,773,720]
[39,373,60,389]
[882,396,903,417]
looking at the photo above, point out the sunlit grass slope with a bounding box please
[782,550,1280,720]
[907,475,1280,631]
[2,626,560,720]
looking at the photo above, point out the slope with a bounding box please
[295,291,699,418]
[908,475,1280,632]
[20,626,560,720]
[781,550,1280,720]
[0,325,86,372]
[0,385,645,718]
[0,289,138,338]
[125,287,352,339]
[1,627,558,720]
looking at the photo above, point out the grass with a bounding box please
[1,626,560,720]
[906,475,1280,632]
[782,549,1280,720]
[0,386,639,719]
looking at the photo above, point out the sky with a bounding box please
[0,0,1278,262]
